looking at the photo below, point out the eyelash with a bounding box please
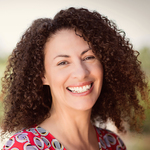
[83,56,95,61]
[57,56,95,66]
[57,61,68,66]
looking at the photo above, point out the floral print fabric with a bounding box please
[2,125,126,150]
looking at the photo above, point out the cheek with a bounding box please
[47,68,70,88]
[91,63,103,78]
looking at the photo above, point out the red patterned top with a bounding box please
[2,125,126,150]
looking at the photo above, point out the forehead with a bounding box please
[44,29,89,55]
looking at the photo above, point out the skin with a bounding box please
[40,29,103,150]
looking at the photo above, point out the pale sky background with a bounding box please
[0,0,150,57]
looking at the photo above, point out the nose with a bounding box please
[71,61,90,80]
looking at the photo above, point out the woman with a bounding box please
[1,7,149,150]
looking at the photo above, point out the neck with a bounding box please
[41,103,95,143]
[51,103,92,136]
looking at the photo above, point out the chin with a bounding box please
[71,100,96,111]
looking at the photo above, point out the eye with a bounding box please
[57,61,69,66]
[83,56,95,61]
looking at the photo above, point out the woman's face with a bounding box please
[43,29,103,111]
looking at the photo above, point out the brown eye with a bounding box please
[83,56,95,61]
[58,61,69,66]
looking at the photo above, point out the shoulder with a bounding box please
[95,127,126,150]
[2,126,50,150]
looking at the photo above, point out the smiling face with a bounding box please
[43,29,103,111]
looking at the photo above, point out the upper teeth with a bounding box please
[67,84,92,93]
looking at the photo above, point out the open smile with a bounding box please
[67,82,93,94]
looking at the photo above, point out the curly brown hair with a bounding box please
[1,7,149,134]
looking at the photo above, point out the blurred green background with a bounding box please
[120,47,150,150]
[0,47,150,149]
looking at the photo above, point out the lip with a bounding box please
[67,81,93,88]
[67,82,94,96]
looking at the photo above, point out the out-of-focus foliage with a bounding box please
[143,108,150,133]
[138,47,150,77]
[0,56,7,120]
[0,56,7,93]
[138,47,150,134]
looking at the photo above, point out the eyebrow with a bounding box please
[54,48,91,59]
